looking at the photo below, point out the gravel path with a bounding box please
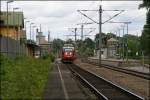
[74,59,150,100]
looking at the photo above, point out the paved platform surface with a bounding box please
[42,61,90,100]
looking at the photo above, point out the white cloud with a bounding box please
[1,1,147,40]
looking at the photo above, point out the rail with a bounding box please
[67,64,144,100]
[82,59,150,80]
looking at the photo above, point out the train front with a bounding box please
[62,47,75,63]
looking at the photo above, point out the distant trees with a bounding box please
[94,32,117,48]
[51,39,64,54]
[123,34,140,58]
[65,39,74,44]
[50,37,95,57]
[94,32,141,59]
[76,38,95,57]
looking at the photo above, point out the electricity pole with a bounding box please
[122,26,125,60]
[67,28,78,47]
[68,28,77,42]
[75,28,77,43]
[80,25,83,40]
[99,5,102,67]
[77,4,124,67]
[76,22,95,40]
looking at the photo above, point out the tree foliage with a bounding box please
[51,39,64,54]
[94,33,117,48]
[140,24,150,55]
[139,0,150,10]
[139,0,150,56]
[50,37,95,57]
[123,34,140,58]
[76,38,95,57]
[95,33,107,48]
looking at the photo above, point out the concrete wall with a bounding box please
[96,48,108,59]
[0,37,26,57]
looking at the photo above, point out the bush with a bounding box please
[41,53,55,62]
[0,55,52,99]
[49,53,55,62]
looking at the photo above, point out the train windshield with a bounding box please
[64,48,73,52]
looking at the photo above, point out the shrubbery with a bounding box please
[0,54,53,99]
[41,53,55,62]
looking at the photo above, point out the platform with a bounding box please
[42,61,90,100]
[88,57,150,74]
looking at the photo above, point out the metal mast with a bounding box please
[99,5,102,67]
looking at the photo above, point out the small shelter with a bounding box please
[107,38,118,58]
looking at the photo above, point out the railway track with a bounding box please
[83,59,150,80]
[67,64,144,100]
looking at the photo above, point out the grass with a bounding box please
[0,55,53,99]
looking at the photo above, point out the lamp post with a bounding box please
[24,20,30,40]
[121,25,125,60]
[23,19,30,56]
[13,7,20,56]
[30,22,34,43]
[13,7,19,40]
[6,0,13,56]
[32,26,36,41]
[125,22,131,63]
[24,20,30,30]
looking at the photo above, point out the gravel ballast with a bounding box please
[74,59,150,100]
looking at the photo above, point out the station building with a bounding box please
[95,37,118,59]
[0,11,25,40]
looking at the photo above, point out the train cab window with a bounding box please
[64,48,73,52]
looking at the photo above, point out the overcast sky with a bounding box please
[1,1,147,41]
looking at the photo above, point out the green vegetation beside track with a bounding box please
[0,55,54,99]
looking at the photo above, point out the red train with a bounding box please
[61,44,76,63]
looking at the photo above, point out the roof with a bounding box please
[107,38,118,42]
[0,11,24,27]
[64,44,74,47]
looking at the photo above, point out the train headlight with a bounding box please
[70,52,72,55]
[65,52,68,55]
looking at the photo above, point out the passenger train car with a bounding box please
[61,44,76,63]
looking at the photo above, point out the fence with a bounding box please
[0,37,26,57]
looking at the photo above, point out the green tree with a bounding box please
[65,38,74,44]
[139,0,150,56]
[139,0,150,10]
[76,38,95,57]
[51,39,64,54]
[84,38,95,49]
[140,24,150,55]
[106,33,116,39]
[123,34,140,58]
